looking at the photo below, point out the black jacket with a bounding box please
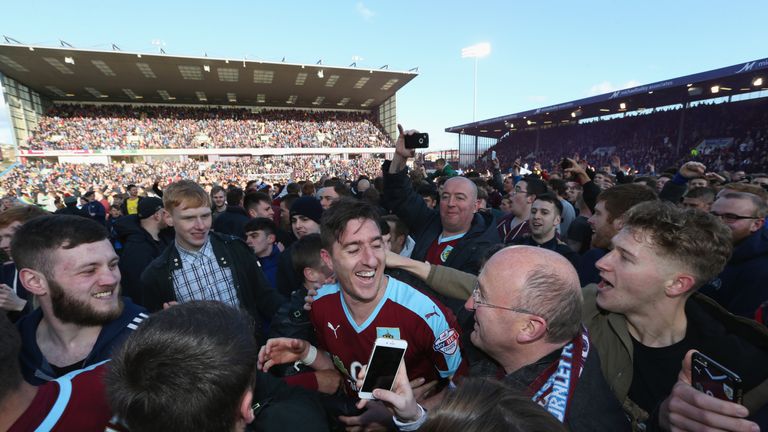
[383,168,501,276]
[249,371,330,432]
[512,234,581,269]
[140,232,286,343]
[383,167,500,330]
[212,205,250,239]
[113,215,174,307]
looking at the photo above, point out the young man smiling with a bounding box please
[140,180,284,343]
[12,215,147,385]
[512,193,579,268]
[259,198,466,429]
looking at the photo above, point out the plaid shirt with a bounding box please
[171,238,238,307]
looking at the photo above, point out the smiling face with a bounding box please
[45,239,124,326]
[212,191,226,209]
[322,218,386,306]
[439,177,477,236]
[166,202,212,251]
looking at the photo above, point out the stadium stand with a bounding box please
[476,98,768,174]
[25,105,391,151]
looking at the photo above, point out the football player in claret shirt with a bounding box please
[259,198,467,429]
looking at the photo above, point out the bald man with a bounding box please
[466,246,629,431]
[384,126,500,330]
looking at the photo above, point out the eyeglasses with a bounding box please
[511,186,529,195]
[470,283,537,315]
[710,211,761,222]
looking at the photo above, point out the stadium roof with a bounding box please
[0,44,417,109]
[446,57,768,138]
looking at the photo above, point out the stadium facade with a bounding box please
[448,57,768,168]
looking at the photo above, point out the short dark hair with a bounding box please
[547,178,567,197]
[292,233,325,281]
[286,183,301,195]
[12,215,109,277]
[684,187,716,202]
[522,176,548,197]
[623,201,732,289]
[244,217,276,237]
[597,183,658,222]
[0,314,22,402]
[417,185,438,202]
[533,192,563,215]
[382,215,408,239]
[281,193,299,210]
[320,198,382,252]
[225,187,244,206]
[106,301,258,432]
[633,176,658,190]
[244,192,271,212]
[210,185,225,196]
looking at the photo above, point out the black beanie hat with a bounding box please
[290,196,323,225]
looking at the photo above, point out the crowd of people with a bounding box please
[1,111,768,431]
[0,156,384,209]
[25,105,392,151]
[482,98,768,175]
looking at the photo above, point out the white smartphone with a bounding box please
[358,338,408,400]
[491,150,497,160]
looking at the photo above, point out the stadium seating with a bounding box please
[483,98,768,174]
[25,105,391,150]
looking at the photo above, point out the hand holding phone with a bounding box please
[691,352,743,404]
[359,338,408,400]
[404,133,429,149]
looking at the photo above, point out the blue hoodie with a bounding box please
[16,297,148,385]
[701,227,768,318]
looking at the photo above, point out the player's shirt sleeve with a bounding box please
[388,279,464,378]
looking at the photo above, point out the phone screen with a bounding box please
[691,353,743,404]
[361,345,406,393]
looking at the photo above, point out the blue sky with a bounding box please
[1,1,767,150]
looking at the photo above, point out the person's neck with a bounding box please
[257,245,275,258]
[512,208,531,224]
[140,219,161,241]
[0,382,38,431]
[343,276,388,326]
[625,302,688,347]
[501,341,566,375]
[532,230,556,245]
[441,228,468,239]
[37,315,102,361]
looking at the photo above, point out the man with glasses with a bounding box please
[466,245,629,431]
[495,176,548,243]
[700,191,768,317]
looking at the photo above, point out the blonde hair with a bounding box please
[163,180,211,211]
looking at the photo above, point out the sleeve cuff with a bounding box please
[394,404,427,431]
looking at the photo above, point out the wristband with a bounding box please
[300,344,317,365]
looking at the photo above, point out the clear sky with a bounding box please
[1,0,766,150]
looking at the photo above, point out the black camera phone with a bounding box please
[404,133,429,149]
[691,352,743,404]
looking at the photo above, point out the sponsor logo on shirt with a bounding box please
[433,328,459,355]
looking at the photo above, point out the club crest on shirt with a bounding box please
[433,328,459,355]
[376,327,400,339]
[440,245,454,263]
